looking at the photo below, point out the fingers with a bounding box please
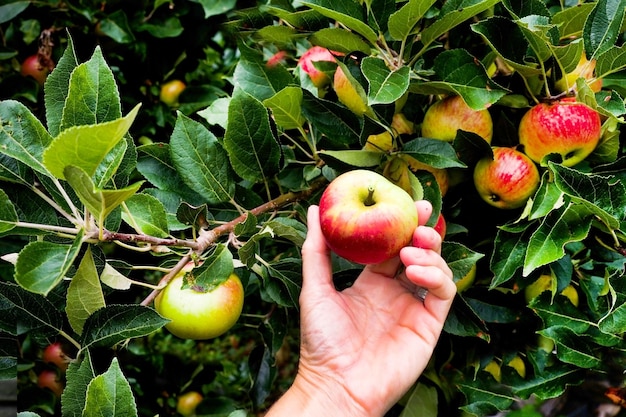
[415,200,433,227]
[301,205,335,298]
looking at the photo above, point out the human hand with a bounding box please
[266,200,456,417]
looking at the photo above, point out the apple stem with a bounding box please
[364,186,376,206]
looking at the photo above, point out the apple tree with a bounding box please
[2,0,626,416]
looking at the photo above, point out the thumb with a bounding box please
[301,205,335,299]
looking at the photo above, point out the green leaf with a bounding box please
[523,203,593,276]
[59,46,122,131]
[420,0,501,52]
[583,0,626,60]
[550,162,626,228]
[96,10,135,43]
[193,244,234,291]
[0,281,63,336]
[362,57,410,105]
[458,377,516,416]
[529,292,592,334]
[233,43,294,101]
[411,49,508,109]
[309,27,372,54]
[44,32,79,138]
[0,189,17,233]
[442,241,484,283]
[511,366,585,400]
[65,165,143,227]
[490,225,531,287]
[224,91,282,183]
[516,15,559,64]
[317,150,383,168]
[83,358,138,417]
[301,91,362,146]
[66,247,106,335]
[595,45,626,79]
[42,104,140,180]
[263,258,303,308]
[399,382,438,417]
[189,0,237,18]
[80,305,168,350]
[388,0,437,41]
[15,231,83,295]
[263,86,306,130]
[170,112,235,204]
[0,2,29,24]
[552,3,595,39]
[538,326,602,368]
[121,193,169,238]
[402,138,466,169]
[302,0,378,44]
[61,350,96,417]
[0,100,54,178]
[265,217,307,247]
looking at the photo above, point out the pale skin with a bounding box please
[266,200,457,417]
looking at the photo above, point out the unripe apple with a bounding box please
[177,391,203,416]
[298,46,337,88]
[319,169,418,264]
[554,52,602,93]
[160,79,186,107]
[483,360,501,382]
[455,263,476,293]
[21,54,52,85]
[506,355,526,378]
[518,100,602,167]
[421,95,493,143]
[155,270,244,340]
[333,65,370,117]
[473,147,540,209]
[525,273,579,307]
[42,342,70,372]
[38,369,64,397]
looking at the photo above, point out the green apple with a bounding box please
[473,147,540,209]
[318,169,418,264]
[155,270,244,340]
[518,99,602,167]
[455,263,476,293]
[298,46,337,88]
[421,95,493,143]
[160,79,186,107]
[333,65,371,117]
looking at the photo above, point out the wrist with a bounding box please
[265,368,369,417]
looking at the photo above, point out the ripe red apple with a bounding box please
[433,213,446,239]
[154,269,244,340]
[42,342,70,372]
[333,65,371,117]
[298,46,337,88]
[176,391,203,416]
[159,79,186,107]
[38,369,64,397]
[473,147,540,209]
[518,99,602,167]
[20,54,51,85]
[554,51,602,93]
[421,95,493,143]
[318,169,418,264]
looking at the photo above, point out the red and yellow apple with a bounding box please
[518,99,602,167]
[433,213,446,239]
[554,51,602,93]
[38,369,64,397]
[21,54,52,85]
[155,269,244,340]
[421,95,493,143]
[473,147,540,209]
[160,79,186,107]
[298,46,337,88]
[42,342,70,372]
[318,169,418,264]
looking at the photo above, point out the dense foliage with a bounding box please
[2,0,626,416]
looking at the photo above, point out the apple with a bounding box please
[160,79,186,107]
[266,50,287,68]
[455,263,476,293]
[298,46,337,88]
[483,360,501,382]
[176,391,203,416]
[402,155,450,196]
[554,51,602,93]
[363,113,415,152]
[318,169,418,265]
[433,213,446,239]
[473,147,540,209]
[333,65,371,117]
[506,355,526,378]
[42,342,70,372]
[21,54,52,85]
[518,99,602,167]
[38,369,64,397]
[154,270,244,340]
[421,95,493,143]
[524,273,579,307]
